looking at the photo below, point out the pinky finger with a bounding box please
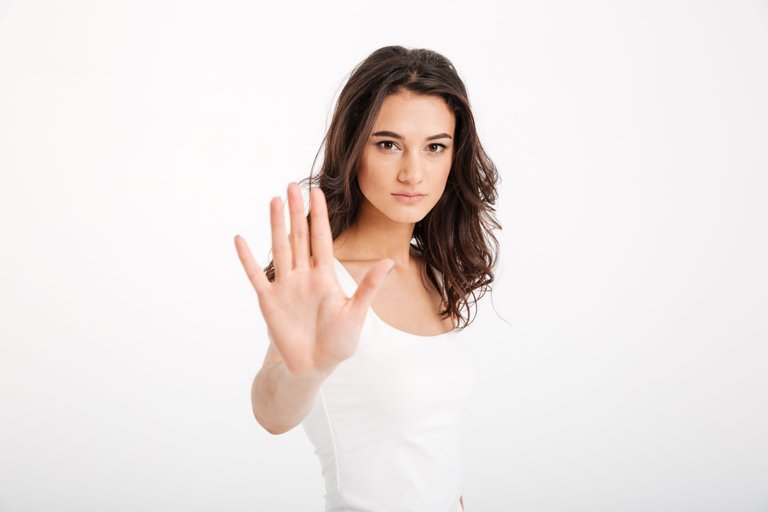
[234,235,270,295]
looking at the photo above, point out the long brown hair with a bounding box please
[265,45,502,330]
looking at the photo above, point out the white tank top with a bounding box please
[300,257,477,512]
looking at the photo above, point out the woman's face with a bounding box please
[355,89,456,227]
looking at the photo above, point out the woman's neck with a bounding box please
[332,220,417,268]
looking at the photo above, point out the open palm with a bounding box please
[234,183,394,378]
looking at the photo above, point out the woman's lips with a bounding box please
[392,193,426,203]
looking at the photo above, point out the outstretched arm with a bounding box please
[235,183,395,435]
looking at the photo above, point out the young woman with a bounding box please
[234,45,501,512]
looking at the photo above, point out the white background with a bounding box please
[1,0,767,510]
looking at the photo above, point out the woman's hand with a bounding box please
[234,183,395,378]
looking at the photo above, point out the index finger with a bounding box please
[234,234,270,295]
[309,187,334,266]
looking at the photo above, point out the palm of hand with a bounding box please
[234,183,395,377]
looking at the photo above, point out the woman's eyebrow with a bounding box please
[371,130,452,141]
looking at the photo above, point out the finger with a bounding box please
[270,195,292,280]
[288,182,310,270]
[234,235,270,295]
[348,258,396,320]
[309,187,333,267]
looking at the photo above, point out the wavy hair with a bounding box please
[265,45,502,330]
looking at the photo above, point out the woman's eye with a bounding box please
[377,141,398,151]
[428,143,447,153]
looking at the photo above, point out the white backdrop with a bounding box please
[1,0,767,510]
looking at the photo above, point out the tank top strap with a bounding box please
[332,258,359,297]
[429,263,444,288]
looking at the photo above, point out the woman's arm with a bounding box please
[236,184,393,434]
[251,334,335,435]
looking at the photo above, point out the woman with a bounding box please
[234,45,501,512]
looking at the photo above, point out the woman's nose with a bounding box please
[397,150,425,183]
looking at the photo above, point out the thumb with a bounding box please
[349,258,396,319]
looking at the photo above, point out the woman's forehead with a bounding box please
[372,92,455,137]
